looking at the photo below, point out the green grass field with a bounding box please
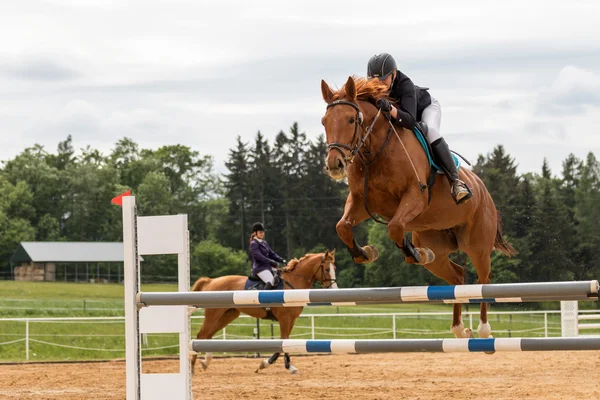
[0,281,593,362]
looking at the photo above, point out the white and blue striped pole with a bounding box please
[190,337,600,354]
[138,280,600,308]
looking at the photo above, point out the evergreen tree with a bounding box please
[222,136,251,250]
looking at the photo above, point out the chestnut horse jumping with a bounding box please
[190,250,337,374]
[320,76,515,339]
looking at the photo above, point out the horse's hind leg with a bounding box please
[191,308,240,374]
[255,352,280,373]
[463,250,493,339]
[457,213,496,340]
[413,231,473,338]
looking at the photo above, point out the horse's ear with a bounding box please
[345,76,356,101]
[330,249,336,257]
[321,79,334,103]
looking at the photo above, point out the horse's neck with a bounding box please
[282,267,314,290]
[360,122,429,187]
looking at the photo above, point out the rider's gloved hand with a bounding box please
[376,98,393,114]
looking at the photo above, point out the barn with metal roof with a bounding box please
[10,242,132,282]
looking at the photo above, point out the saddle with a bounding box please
[414,121,460,173]
[244,271,284,291]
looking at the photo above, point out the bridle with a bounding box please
[325,100,382,164]
[313,256,337,289]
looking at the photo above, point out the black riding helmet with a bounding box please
[367,53,397,80]
[252,222,265,233]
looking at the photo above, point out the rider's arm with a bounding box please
[267,247,285,264]
[390,75,417,129]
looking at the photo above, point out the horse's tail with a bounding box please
[494,211,517,257]
[191,277,212,292]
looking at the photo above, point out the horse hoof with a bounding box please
[352,255,370,264]
[367,246,379,261]
[465,328,474,338]
[417,248,435,265]
[200,362,208,371]
[359,245,379,263]
[255,360,269,373]
[288,365,299,374]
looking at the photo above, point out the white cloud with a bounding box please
[536,66,600,115]
[0,0,600,178]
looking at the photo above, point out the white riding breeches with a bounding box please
[421,96,442,144]
[257,269,276,285]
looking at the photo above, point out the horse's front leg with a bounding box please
[255,352,280,373]
[336,192,379,264]
[387,191,433,265]
[283,353,297,374]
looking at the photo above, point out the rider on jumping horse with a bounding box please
[249,222,286,290]
[367,53,472,205]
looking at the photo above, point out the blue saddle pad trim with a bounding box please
[244,278,284,291]
[413,126,460,174]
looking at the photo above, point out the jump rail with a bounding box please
[137,281,599,308]
[190,337,600,354]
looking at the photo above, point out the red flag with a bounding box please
[111,190,132,206]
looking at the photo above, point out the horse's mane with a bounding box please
[331,76,391,103]
[283,256,308,272]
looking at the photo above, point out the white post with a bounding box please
[544,312,548,337]
[177,227,191,399]
[392,315,397,340]
[311,316,315,339]
[25,319,29,361]
[123,196,140,400]
[469,313,473,330]
[561,301,579,337]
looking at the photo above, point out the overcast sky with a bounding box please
[1,0,599,176]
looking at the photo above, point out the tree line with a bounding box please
[1,123,599,287]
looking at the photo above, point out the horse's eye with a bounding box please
[349,117,355,124]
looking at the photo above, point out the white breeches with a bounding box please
[421,96,442,144]
[257,269,276,285]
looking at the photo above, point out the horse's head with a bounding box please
[315,249,338,289]
[283,249,338,289]
[320,76,389,181]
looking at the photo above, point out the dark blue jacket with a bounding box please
[249,239,285,274]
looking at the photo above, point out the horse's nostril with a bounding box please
[337,159,344,169]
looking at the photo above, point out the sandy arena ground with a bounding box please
[0,352,599,400]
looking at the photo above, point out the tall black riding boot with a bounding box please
[264,282,274,290]
[431,138,472,205]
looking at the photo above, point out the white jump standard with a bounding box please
[123,196,192,400]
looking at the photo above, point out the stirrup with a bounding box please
[451,181,472,205]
